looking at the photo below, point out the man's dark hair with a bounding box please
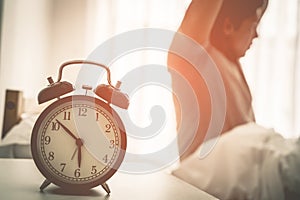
[210,0,266,49]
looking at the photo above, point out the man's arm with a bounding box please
[178,0,223,44]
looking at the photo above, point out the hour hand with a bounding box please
[55,119,77,140]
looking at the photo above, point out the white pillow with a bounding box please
[1,114,38,145]
[0,114,37,158]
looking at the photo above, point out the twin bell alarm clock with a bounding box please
[31,60,129,194]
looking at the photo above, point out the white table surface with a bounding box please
[0,159,218,200]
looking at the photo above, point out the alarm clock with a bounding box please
[31,60,129,194]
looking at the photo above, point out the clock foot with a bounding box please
[101,182,111,194]
[40,179,51,191]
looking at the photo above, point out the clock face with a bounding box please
[31,95,126,190]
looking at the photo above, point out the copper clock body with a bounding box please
[31,95,126,190]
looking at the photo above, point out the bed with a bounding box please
[0,90,42,158]
[0,113,37,158]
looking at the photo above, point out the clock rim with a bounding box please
[31,95,127,190]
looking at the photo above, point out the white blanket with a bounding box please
[173,123,300,200]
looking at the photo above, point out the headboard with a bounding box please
[1,89,23,139]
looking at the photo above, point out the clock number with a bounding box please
[60,163,66,172]
[103,154,108,163]
[78,107,87,116]
[51,122,60,131]
[105,124,111,133]
[44,136,51,145]
[63,111,71,120]
[109,140,115,149]
[91,166,97,174]
[74,168,81,178]
[48,151,55,161]
[96,113,99,121]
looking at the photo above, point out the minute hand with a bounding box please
[55,119,78,140]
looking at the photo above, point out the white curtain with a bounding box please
[87,0,300,139]
[242,0,300,138]
[84,0,190,159]
[1,0,298,140]
[84,0,189,51]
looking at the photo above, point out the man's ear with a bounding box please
[223,18,234,35]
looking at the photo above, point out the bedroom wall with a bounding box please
[0,0,52,137]
[0,0,91,138]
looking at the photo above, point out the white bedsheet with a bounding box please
[173,123,300,200]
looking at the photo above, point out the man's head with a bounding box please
[210,0,268,62]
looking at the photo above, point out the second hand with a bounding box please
[71,148,78,160]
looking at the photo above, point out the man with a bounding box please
[168,0,269,160]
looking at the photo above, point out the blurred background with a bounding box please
[0,0,299,142]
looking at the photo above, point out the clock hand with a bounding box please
[71,147,78,160]
[76,138,83,168]
[55,119,77,140]
[55,119,84,168]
